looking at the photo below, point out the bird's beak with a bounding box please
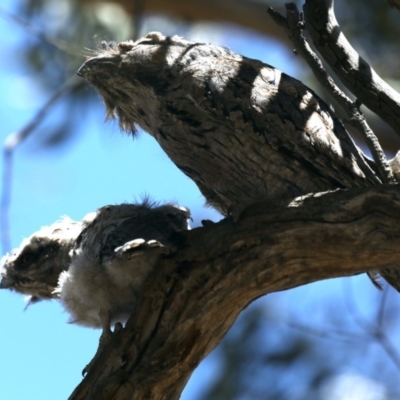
[77,56,120,78]
[77,59,93,77]
[0,274,13,289]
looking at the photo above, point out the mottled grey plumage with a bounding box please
[78,32,380,216]
[54,200,191,332]
[0,200,191,326]
[0,217,82,305]
[76,32,400,292]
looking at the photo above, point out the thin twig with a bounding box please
[377,283,389,327]
[280,318,367,344]
[0,7,81,57]
[342,279,400,371]
[4,76,79,151]
[267,4,395,184]
[303,0,400,137]
[1,75,80,253]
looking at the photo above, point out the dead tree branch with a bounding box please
[70,184,400,400]
[303,0,400,135]
[267,3,395,184]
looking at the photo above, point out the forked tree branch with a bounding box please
[303,0,400,135]
[67,5,400,396]
[267,3,395,184]
[70,184,400,400]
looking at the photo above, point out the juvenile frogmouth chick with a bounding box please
[54,200,191,337]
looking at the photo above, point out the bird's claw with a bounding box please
[114,239,170,258]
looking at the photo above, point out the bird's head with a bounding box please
[0,217,82,305]
[77,32,200,136]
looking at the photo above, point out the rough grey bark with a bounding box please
[78,32,380,218]
[267,2,400,293]
[71,29,400,399]
[303,0,400,135]
[69,185,400,400]
[268,3,395,185]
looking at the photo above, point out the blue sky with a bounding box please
[0,1,399,399]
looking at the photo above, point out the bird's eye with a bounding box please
[118,42,134,53]
[18,251,39,269]
[167,213,187,227]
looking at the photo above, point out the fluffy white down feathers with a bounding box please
[1,201,191,332]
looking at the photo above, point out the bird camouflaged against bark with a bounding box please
[78,32,380,218]
[0,200,191,334]
[55,200,191,335]
[77,32,400,293]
